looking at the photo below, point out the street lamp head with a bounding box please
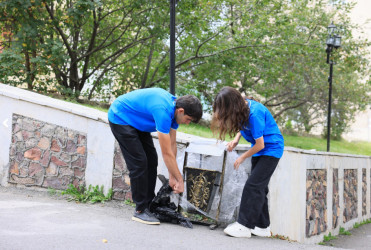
[326,36,335,46]
[326,22,341,49]
[334,35,341,49]
[327,22,337,36]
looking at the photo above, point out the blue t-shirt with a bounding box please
[108,88,179,134]
[240,100,284,158]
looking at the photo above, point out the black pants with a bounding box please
[237,155,280,229]
[109,122,158,212]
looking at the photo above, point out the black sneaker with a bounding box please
[132,208,160,225]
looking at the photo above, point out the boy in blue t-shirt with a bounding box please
[108,88,202,225]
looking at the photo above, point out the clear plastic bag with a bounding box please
[218,150,249,223]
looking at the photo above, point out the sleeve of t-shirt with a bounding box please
[171,119,179,130]
[152,107,172,134]
[249,108,265,140]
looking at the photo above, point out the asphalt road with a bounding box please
[0,186,369,250]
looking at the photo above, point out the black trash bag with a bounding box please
[149,175,193,229]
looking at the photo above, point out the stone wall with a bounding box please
[8,114,87,189]
[111,141,131,201]
[333,169,339,228]
[8,113,132,200]
[343,169,358,223]
[363,168,367,216]
[306,169,327,236]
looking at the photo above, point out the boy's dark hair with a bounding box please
[175,95,203,123]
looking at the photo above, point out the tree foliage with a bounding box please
[0,0,370,138]
[1,0,170,96]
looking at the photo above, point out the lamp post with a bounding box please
[169,0,177,95]
[325,22,341,152]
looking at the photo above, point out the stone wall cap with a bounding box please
[0,83,108,123]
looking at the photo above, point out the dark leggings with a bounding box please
[109,122,158,212]
[237,155,280,229]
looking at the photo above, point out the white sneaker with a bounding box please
[251,226,271,237]
[223,222,251,238]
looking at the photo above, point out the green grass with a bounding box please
[339,227,351,235]
[61,184,113,204]
[178,123,371,156]
[323,232,338,242]
[318,232,338,246]
[73,100,109,112]
[319,220,371,246]
[284,135,371,156]
[124,199,136,207]
[178,123,220,139]
[177,123,250,143]
[354,218,371,228]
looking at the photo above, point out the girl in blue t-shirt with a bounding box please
[211,86,284,238]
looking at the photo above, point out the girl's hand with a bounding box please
[226,139,239,152]
[234,156,245,170]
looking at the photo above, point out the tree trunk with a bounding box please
[141,38,156,88]
[24,51,34,90]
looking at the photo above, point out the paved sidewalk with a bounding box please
[318,222,371,249]
[0,187,354,250]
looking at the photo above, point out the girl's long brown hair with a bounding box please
[211,87,249,141]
